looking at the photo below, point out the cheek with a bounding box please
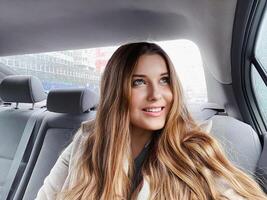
[164,89,173,111]
[164,88,173,104]
[129,93,141,126]
[130,90,146,110]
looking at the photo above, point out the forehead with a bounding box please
[133,54,168,75]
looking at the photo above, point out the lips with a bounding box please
[142,106,165,117]
[142,107,164,112]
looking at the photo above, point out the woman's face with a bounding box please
[130,54,173,132]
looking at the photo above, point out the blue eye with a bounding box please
[132,79,145,86]
[160,76,170,85]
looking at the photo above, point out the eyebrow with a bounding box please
[132,72,169,77]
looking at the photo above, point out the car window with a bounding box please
[0,39,207,103]
[251,65,267,121]
[255,10,267,70]
[251,9,267,125]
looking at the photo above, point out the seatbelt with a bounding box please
[0,108,46,200]
[201,102,225,113]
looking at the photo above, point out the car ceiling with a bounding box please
[0,0,237,84]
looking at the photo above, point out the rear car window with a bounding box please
[0,40,207,103]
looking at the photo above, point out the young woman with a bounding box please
[36,42,267,199]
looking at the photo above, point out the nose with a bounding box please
[147,84,162,101]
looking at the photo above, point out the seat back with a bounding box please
[210,115,261,174]
[189,103,262,175]
[14,88,98,200]
[0,75,46,198]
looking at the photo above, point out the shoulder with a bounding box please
[70,120,95,154]
[72,128,87,150]
[52,128,85,166]
[68,128,89,160]
[54,128,88,169]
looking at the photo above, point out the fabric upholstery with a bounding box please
[210,115,261,174]
[0,75,46,103]
[19,111,96,200]
[14,88,97,200]
[0,103,45,198]
[47,88,99,114]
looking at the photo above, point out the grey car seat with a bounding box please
[210,115,261,175]
[13,88,98,200]
[0,75,47,200]
[189,103,262,176]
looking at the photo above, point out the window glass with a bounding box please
[251,65,267,122]
[253,8,267,124]
[255,9,267,70]
[0,40,207,103]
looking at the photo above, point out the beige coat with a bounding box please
[36,121,246,200]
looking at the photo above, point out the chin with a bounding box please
[143,123,165,131]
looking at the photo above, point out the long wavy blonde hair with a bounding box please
[58,42,267,199]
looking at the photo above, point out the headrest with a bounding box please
[47,88,99,114]
[0,75,46,103]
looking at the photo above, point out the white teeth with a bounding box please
[145,107,162,112]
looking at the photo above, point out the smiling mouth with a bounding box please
[142,107,164,112]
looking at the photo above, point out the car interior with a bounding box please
[1,0,267,199]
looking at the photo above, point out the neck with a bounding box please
[131,126,153,159]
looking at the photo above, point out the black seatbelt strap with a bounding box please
[201,102,225,113]
[1,108,46,200]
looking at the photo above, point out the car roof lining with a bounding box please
[0,0,238,84]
